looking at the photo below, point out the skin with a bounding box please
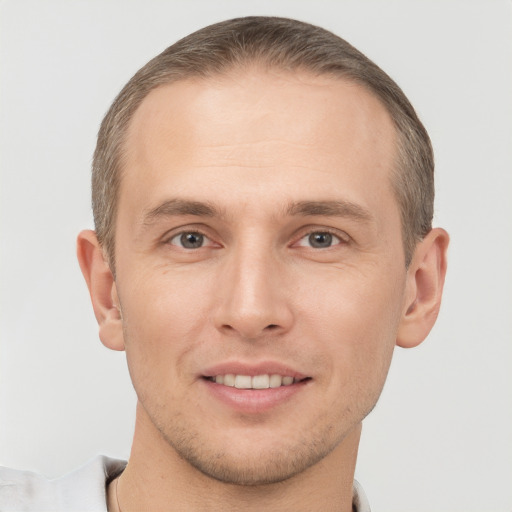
[78,68,448,511]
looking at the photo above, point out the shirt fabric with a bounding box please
[0,456,371,511]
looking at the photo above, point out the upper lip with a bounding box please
[201,361,309,380]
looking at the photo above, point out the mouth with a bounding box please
[203,374,311,389]
[200,362,312,413]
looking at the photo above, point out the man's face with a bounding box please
[113,69,408,484]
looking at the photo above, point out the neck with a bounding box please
[109,402,361,512]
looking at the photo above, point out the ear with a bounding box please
[77,230,125,351]
[396,227,449,348]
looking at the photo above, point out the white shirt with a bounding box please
[0,456,370,511]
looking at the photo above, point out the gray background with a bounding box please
[1,1,511,510]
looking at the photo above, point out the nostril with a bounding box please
[218,321,283,339]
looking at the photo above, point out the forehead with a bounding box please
[121,68,397,218]
[126,69,395,159]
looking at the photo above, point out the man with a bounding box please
[0,16,448,511]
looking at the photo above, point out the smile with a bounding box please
[206,374,308,389]
[201,365,312,413]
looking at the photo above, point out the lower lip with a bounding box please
[201,378,309,414]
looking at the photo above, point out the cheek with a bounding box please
[117,268,214,394]
[298,261,405,333]
[120,262,214,336]
[298,265,405,384]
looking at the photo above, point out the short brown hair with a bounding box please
[92,16,434,270]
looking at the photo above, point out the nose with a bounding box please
[213,243,294,340]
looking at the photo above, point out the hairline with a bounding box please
[104,66,414,272]
[99,36,431,271]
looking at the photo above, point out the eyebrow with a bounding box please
[141,198,373,226]
[285,200,373,223]
[142,199,221,225]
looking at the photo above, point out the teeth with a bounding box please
[235,375,252,389]
[269,374,283,388]
[282,376,294,386]
[211,374,300,389]
[252,375,269,389]
[223,374,235,386]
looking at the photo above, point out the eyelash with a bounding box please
[293,228,349,249]
[167,230,216,249]
[164,227,349,251]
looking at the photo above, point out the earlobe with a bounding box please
[396,228,449,348]
[76,230,125,351]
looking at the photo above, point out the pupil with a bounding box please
[309,232,332,248]
[180,232,203,248]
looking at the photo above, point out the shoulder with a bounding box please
[353,479,371,512]
[0,455,127,512]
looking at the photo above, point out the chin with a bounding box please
[176,443,333,486]
[158,419,343,486]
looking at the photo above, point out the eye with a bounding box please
[169,231,208,249]
[296,231,344,249]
